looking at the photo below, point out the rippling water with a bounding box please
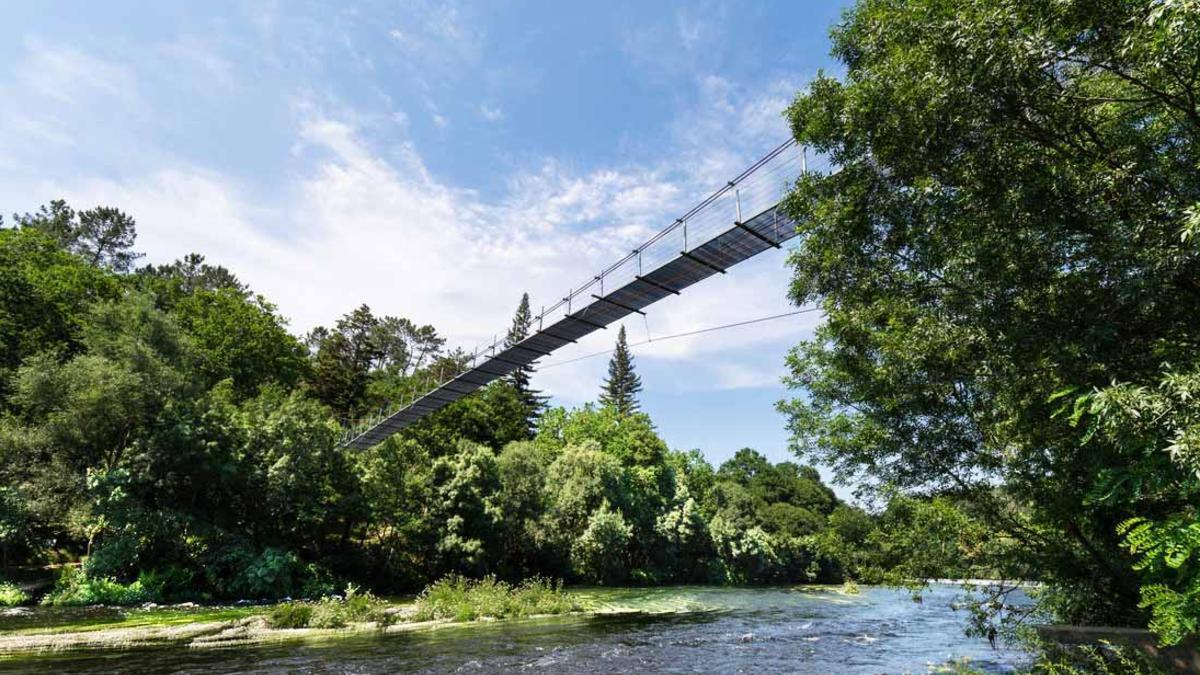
[1,585,1031,674]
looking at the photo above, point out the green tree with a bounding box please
[599,325,642,416]
[430,441,503,576]
[307,305,383,417]
[0,227,120,405]
[1080,367,1200,645]
[571,502,632,584]
[496,441,552,578]
[136,253,247,308]
[542,444,626,560]
[16,201,143,272]
[356,437,435,589]
[778,0,1200,627]
[173,288,308,398]
[504,293,546,434]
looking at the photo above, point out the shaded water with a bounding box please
[1,585,1030,674]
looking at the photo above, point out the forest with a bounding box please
[0,203,977,610]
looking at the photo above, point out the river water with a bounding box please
[2,585,1031,674]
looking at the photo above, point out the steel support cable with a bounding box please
[537,306,821,370]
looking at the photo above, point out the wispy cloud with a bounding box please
[14,37,138,105]
[478,103,503,122]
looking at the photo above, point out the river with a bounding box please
[0,585,1031,674]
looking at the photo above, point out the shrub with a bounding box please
[412,575,578,623]
[268,602,313,629]
[308,597,349,629]
[0,582,29,607]
[266,585,390,630]
[230,548,303,599]
[41,566,155,606]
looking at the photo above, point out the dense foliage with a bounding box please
[0,206,943,606]
[780,0,1200,641]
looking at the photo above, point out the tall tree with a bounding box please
[778,0,1200,629]
[16,201,143,272]
[307,304,383,417]
[504,293,546,432]
[600,325,642,416]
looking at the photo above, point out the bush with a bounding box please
[268,602,313,629]
[266,585,390,630]
[412,575,578,623]
[230,548,304,599]
[41,566,155,606]
[0,582,29,607]
[308,597,349,629]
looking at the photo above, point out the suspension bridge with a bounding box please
[339,138,816,450]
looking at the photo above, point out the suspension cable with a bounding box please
[538,306,821,370]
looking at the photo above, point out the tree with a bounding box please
[16,201,143,272]
[504,293,546,434]
[571,502,632,584]
[778,0,1200,628]
[306,305,383,417]
[136,253,247,307]
[599,325,642,416]
[173,288,308,398]
[0,227,120,406]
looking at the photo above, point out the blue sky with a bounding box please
[0,1,850,479]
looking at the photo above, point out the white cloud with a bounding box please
[478,103,503,121]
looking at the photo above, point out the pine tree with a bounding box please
[600,325,642,416]
[504,293,546,433]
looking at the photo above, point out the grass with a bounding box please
[411,575,579,623]
[0,605,265,637]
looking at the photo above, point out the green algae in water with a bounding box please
[0,604,265,637]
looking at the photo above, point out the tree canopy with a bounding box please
[779,0,1200,633]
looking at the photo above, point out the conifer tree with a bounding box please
[504,293,546,432]
[600,325,642,416]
